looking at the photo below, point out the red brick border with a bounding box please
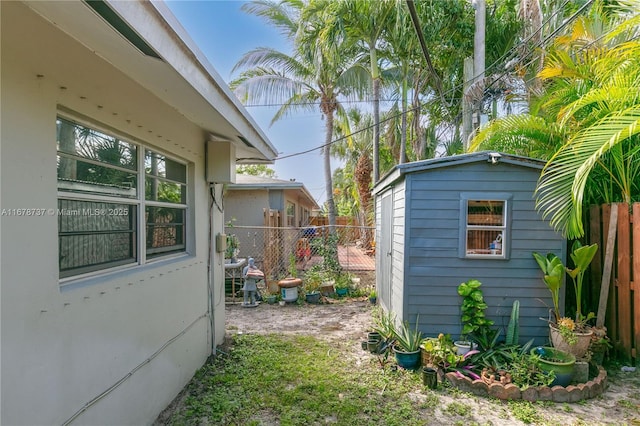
[445,366,607,402]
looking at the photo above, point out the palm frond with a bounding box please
[536,108,640,238]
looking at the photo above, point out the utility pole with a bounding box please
[462,57,473,150]
[473,0,485,130]
[462,0,485,151]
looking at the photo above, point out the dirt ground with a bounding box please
[224,298,640,425]
[156,269,640,425]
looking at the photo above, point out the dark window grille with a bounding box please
[57,116,188,279]
[58,199,136,277]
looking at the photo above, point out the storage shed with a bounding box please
[372,152,566,344]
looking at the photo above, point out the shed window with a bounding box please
[57,116,189,279]
[460,195,510,259]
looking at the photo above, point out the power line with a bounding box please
[259,0,597,162]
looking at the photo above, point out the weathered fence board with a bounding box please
[633,203,640,359]
[590,203,639,360]
[618,204,632,357]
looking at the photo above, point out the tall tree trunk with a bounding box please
[373,77,380,182]
[355,154,373,248]
[324,111,337,233]
[400,75,408,164]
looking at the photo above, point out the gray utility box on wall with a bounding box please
[206,139,236,184]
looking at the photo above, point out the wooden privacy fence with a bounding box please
[588,203,640,360]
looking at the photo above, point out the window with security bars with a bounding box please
[465,199,506,258]
[57,116,188,279]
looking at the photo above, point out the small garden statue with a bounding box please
[242,257,264,307]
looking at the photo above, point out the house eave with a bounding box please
[23,0,277,162]
[227,182,319,210]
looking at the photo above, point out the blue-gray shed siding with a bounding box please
[394,160,565,345]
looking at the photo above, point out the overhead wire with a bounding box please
[256,0,598,162]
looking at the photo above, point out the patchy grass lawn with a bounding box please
[155,301,640,425]
[162,334,436,425]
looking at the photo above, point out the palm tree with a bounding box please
[231,0,370,232]
[382,2,422,164]
[321,0,396,183]
[470,2,640,238]
[331,108,374,247]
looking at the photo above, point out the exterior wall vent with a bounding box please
[84,0,162,60]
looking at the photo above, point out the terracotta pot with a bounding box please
[549,324,593,359]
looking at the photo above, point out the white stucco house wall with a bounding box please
[0,1,277,425]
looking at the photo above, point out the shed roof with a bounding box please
[373,151,546,195]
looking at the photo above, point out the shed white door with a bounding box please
[378,191,393,308]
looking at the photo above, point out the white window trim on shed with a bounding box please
[459,192,513,260]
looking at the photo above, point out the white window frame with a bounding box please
[286,201,295,227]
[57,114,189,281]
[459,193,512,260]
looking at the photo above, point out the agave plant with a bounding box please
[393,315,423,353]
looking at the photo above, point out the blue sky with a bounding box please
[165,0,334,204]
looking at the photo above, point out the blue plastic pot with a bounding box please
[393,346,421,370]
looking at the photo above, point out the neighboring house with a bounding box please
[224,175,320,279]
[224,174,320,228]
[372,152,566,345]
[0,2,276,425]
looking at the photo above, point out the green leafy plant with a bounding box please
[311,234,342,279]
[372,309,396,342]
[566,241,598,322]
[334,273,351,290]
[303,265,323,293]
[532,252,564,322]
[506,300,520,346]
[225,234,239,259]
[457,279,494,340]
[475,344,554,390]
[420,333,463,369]
[288,253,298,278]
[556,317,578,345]
[393,315,423,353]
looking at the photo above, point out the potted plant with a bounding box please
[392,315,423,370]
[456,279,493,355]
[420,333,462,375]
[367,310,395,355]
[589,329,612,366]
[534,241,598,358]
[368,289,377,305]
[531,346,576,387]
[532,251,565,323]
[303,266,323,304]
[334,273,350,297]
[265,292,277,305]
[566,241,598,323]
[225,233,239,263]
[277,254,302,302]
